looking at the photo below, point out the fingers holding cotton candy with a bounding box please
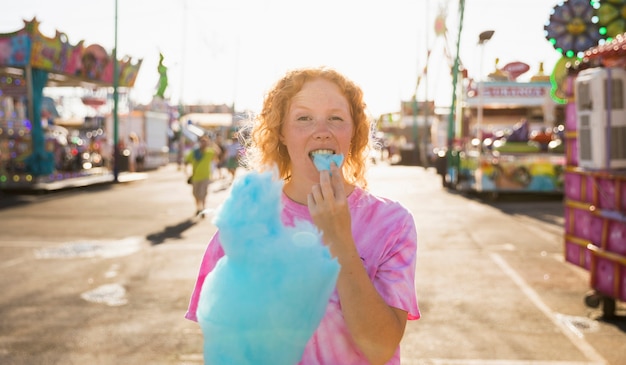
[197,169,340,365]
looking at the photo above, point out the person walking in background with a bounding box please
[128,132,147,172]
[129,132,147,172]
[126,134,137,173]
[214,134,227,179]
[184,135,219,217]
[185,66,419,364]
[224,133,243,180]
[136,137,147,172]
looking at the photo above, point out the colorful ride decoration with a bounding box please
[0,18,142,87]
[545,0,601,58]
[592,0,626,39]
[549,56,579,104]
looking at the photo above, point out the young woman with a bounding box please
[186,67,419,364]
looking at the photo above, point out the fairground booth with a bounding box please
[542,0,626,318]
[563,33,626,319]
[0,18,142,190]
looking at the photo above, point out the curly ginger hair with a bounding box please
[242,66,373,189]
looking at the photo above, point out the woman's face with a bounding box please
[280,78,354,183]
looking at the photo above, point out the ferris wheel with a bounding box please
[544,0,603,103]
[544,0,601,58]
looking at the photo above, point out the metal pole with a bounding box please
[423,0,430,167]
[477,30,494,154]
[412,95,419,165]
[477,48,484,153]
[447,0,465,169]
[113,0,120,182]
[178,0,188,169]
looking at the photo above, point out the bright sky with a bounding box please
[1,0,563,116]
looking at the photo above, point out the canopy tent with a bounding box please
[182,123,207,142]
[180,113,233,128]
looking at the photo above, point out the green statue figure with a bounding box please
[155,53,168,99]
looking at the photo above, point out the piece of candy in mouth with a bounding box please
[312,153,344,172]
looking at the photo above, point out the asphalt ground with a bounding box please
[0,162,624,365]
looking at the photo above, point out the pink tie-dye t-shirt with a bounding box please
[185,187,420,365]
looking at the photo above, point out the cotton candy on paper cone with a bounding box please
[197,169,340,365]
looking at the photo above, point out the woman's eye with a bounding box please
[297,116,311,121]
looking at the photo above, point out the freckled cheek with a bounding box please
[286,124,315,137]
[335,127,354,149]
[283,131,312,159]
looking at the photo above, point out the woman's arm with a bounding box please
[307,163,408,364]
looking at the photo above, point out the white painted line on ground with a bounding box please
[402,360,603,365]
[489,253,607,365]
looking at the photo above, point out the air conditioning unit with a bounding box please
[575,67,626,169]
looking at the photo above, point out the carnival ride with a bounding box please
[0,18,143,190]
[375,4,454,168]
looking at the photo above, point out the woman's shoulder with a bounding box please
[351,187,407,209]
[350,187,413,222]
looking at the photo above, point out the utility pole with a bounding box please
[446,0,466,186]
[113,0,120,182]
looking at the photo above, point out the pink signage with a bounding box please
[502,61,530,80]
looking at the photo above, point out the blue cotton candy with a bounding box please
[312,153,344,172]
[197,169,340,365]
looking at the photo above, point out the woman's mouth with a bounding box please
[308,149,336,161]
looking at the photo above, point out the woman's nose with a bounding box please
[312,119,331,139]
[313,129,331,140]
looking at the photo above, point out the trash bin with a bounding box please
[399,148,420,166]
[435,152,447,176]
[115,148,130,172]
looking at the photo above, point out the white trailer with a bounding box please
[107,110,170,171]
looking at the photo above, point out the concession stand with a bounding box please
[563,33,626,317]
[441,63,566,196]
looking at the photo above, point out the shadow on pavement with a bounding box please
[467,191,565,227]
[0,182,115,210]
[146,218,198,245]
[210,179,232,193]
[598,313,626,333]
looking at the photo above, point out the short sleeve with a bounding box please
[372,209,420,320]
[185,234,225,322]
